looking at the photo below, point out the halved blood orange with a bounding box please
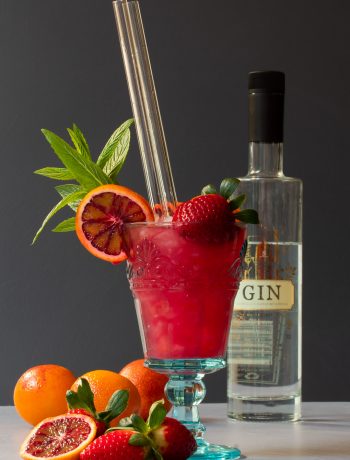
[20,414,96,459]
[75,184,154,263]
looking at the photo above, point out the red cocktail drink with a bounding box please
[125,222,246,361]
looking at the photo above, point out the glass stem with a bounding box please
[165,375,206,439]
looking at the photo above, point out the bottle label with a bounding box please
[228,319,274,366]
[234,280,294,311]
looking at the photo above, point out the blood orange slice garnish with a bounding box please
[20,414,96,460]
[75,184,154,263]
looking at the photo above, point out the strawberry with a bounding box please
[173,194,235,243]
[80,430,147,460]
[173,194,233,226]
[68,408,107,437]
[173,178,259,242]
[151,417,197,460]
[96,400,197,460]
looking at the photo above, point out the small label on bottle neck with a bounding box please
[235,280,294,311]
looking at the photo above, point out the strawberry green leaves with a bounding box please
[220,178,240,199]
[234,209,259,224]
[228,194,246,212]
[103,389,130,424]
[33,119,134,242]
[201,177,259,224]
[77,378,96,413]
[66,378,130,428]
[201,184,217,195]
[147,400,167,430]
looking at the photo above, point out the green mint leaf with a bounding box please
[52,217,76,232]
[97,119,134,170]
[66,390,93,413]
[220,178,240,199]
[147,400,166,430]
[55,184,81,197]
[104,390,129,424]
[103,128,131,179]
[129,433,151,447]
[77,378,96,413]
[32,189,86,244]
[228,194,246,211]
[41,129,112,189]
[130,414,148,433]
[234,209,259,224]
[67,125,91,160]
[201,184,217,195]
[55,184,84,211]
[34,167,75,181]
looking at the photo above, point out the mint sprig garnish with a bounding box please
[32,119,134,243]
[201,177,259,224]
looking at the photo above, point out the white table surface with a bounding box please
[1,403,349,460]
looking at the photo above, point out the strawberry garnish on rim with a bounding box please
[173,178,259,243]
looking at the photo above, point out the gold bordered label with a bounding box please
[234,280,294,311]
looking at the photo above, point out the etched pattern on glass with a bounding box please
[127,237,244,290]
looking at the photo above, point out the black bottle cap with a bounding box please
[249,71,285,94]
[248,71,285,142]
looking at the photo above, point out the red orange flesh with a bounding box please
[20,414,96,459]
[75,185,154,263]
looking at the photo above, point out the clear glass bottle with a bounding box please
[227,71,302,421]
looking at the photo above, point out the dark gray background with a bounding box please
[0,0,349,405]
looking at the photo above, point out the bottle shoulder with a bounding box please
[239,174,302,184]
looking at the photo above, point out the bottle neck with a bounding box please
[248,142,284,177]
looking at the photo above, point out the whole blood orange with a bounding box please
[70,370,141,426]
[120,359,171,420]
[75,184,154,263]
[20,414,96,459]
[14,365,76,426]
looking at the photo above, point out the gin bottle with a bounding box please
[228,71,302,421]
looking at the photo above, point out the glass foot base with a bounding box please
[189,440,241,459]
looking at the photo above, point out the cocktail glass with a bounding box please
[124,220,246,459]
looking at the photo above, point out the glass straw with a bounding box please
[113,0,177,218]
